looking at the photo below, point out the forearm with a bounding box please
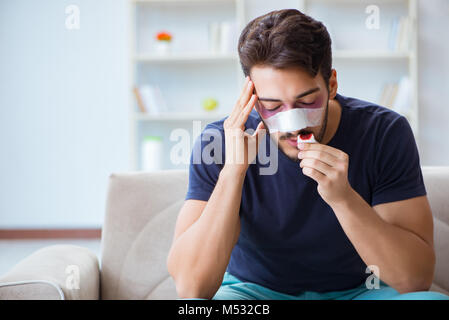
[331,190,435,293]
[167,167,245,298]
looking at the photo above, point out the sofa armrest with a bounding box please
[0,244,100,300]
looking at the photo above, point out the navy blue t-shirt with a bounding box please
[185,93,426,294]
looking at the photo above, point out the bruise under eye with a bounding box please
[261,96,322,110]
[257,95,324,119]
[296,95,324,109]
[294,100,320,109]
[256,102,286,118]
[263,103,282,111]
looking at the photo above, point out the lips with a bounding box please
[286,137,298,147]
[283,129,314,147]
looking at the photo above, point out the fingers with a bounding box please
[238,76,254,108]
[237,94,257,126]
[252,121,265,137]
[298,144,349,181]
[239,76,251,100]
[244,121,266,165]
[228,77,257,127]
[300,158,333,176]
[238,76,250,99]
[229,77,250,119]
[298,143,348,161]
[253,121,266,149]
[298,150,339,167]
[302,167,326,184]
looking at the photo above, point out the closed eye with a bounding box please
[263,100,315,111]
[265,105,282,111]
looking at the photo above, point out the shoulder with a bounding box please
[336,93,410,139]
[337,93,403,124]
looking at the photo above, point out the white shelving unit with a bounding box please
[134,53,239,63]
[129,0,419,171]
[134,112,229,121]
[299,0,419,134]
[333,50,410,59]
[129,0,245,170]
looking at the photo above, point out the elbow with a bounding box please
[396,278,433,294]
[166,249,220,299]
[395,266,435,294]
[175,278,216,300]
[166,257,215,299]
[396,249,436,294]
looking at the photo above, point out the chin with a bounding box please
[279,141,300,162]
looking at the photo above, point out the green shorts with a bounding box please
[210,272,449,300]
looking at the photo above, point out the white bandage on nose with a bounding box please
[262,107,324,133]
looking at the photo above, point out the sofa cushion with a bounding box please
[422,167,449,294]
[101,170,187,299]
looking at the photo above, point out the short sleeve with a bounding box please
[185,123,225,201]
[371,115,426,206]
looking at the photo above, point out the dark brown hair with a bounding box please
[238,9,332,86]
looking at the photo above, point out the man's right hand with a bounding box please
[223,76,266,176]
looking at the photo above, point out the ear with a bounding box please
[328,69,338,99]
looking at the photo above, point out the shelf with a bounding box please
[333,50,410,59]
[305,0,408,4]
[133,0,235,5]
[135,51,408,63]
[134,112,228,121]
[135,53,238,63]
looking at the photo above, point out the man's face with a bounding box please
[250,66,330,162]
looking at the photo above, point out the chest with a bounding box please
[239,154,374,250]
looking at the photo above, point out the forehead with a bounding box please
[249,66,324,98]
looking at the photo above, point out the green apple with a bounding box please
[202,98,218,111]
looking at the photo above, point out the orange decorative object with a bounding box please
[156,31,172,41]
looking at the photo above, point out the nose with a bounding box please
[284,102,302,110]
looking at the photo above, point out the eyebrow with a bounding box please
[257,87,320,102]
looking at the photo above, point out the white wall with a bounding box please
[418,0,449,166]
[0,0,129,228]
[0,0,447,228]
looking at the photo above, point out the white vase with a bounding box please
[155,41,171,55]
[142,136,163,171]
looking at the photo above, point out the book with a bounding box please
[133,87,146,113]
[388,17,400,51]
[399,16,411,52]
[392,76,412,117]
[133,85,168,115]
[379,83,393,107]
[379,76,412,118]
[379,83,398,109]
[389,16,412,52]
[387,83,399,108]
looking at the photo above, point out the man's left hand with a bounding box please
[298,142,355,206]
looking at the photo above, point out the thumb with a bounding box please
[252,121,265,137]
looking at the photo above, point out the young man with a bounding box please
[166,9,449,300]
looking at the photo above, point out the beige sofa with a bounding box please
[1,167,448,299]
